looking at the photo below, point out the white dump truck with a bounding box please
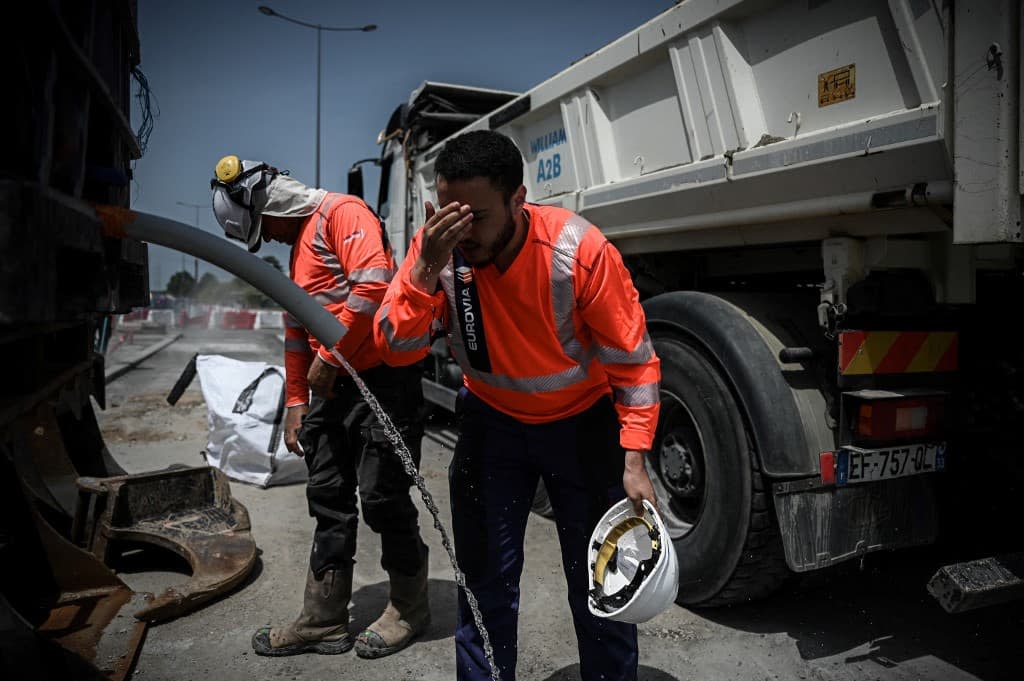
[348,0,1024,612]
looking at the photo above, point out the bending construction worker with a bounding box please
[374,130,661,681]
[210,156,430,659]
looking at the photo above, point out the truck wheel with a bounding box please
[650,332,788,606]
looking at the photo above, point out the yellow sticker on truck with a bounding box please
[819,64,856,107]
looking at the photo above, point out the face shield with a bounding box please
[210,156,277,253]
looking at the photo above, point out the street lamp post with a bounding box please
[258,6,377,189]
[176,200,202,283]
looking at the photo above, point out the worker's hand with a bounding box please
[623,450,659,516]
[284,404,308,456]
[411,201,474,292]
[306,355,338,398]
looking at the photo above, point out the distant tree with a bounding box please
[194,272,221,303]
[194,272,217,289]
[241,289,269,308]
[166,271,196,297]
[262,255,283,272]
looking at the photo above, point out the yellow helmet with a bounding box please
[215,155,243,183]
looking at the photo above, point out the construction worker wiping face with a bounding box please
[436,176,528,270]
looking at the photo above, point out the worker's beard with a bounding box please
[464,206,517,267]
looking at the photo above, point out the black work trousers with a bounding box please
[297,363,426,578]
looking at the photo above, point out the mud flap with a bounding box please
[772,475,939,571]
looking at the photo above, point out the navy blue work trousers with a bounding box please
[449,390,638,681]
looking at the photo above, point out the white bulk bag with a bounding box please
[195,354,307,487]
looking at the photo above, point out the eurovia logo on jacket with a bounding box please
[453,258,491,371]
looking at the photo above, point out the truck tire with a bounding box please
[650,331,789,606]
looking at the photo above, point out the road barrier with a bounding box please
[120,306,285,331]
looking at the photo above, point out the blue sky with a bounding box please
[131,0,673,291]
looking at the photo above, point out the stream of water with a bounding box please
[331,350,501,681]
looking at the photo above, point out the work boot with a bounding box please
[354,555,430,658]
[251,565,354,656]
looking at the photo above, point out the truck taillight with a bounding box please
[856,396,944,441]
[819,451,836,485]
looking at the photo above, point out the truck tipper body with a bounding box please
[354,0,1024,611]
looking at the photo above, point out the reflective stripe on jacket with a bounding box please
[284,193,395,407]
[375,203,659,451]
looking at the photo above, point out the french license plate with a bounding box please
[836,443,945,486]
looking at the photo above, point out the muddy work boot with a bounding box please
[354,559,430,658]
[252,566,354,656]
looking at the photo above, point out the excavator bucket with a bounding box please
[74,465,257,623]
[1,357,257,679]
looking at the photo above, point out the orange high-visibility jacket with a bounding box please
[284,194,395,407]
[375,204,660,451]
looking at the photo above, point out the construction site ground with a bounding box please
[96,328,1022,681]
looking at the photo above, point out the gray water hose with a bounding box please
[97,205,503,678]
[98,206,345,348]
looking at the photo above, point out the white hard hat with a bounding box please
[587,499,679,623]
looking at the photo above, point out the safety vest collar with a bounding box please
[439,212,595,394]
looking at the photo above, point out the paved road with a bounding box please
[96,328,1022,681]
